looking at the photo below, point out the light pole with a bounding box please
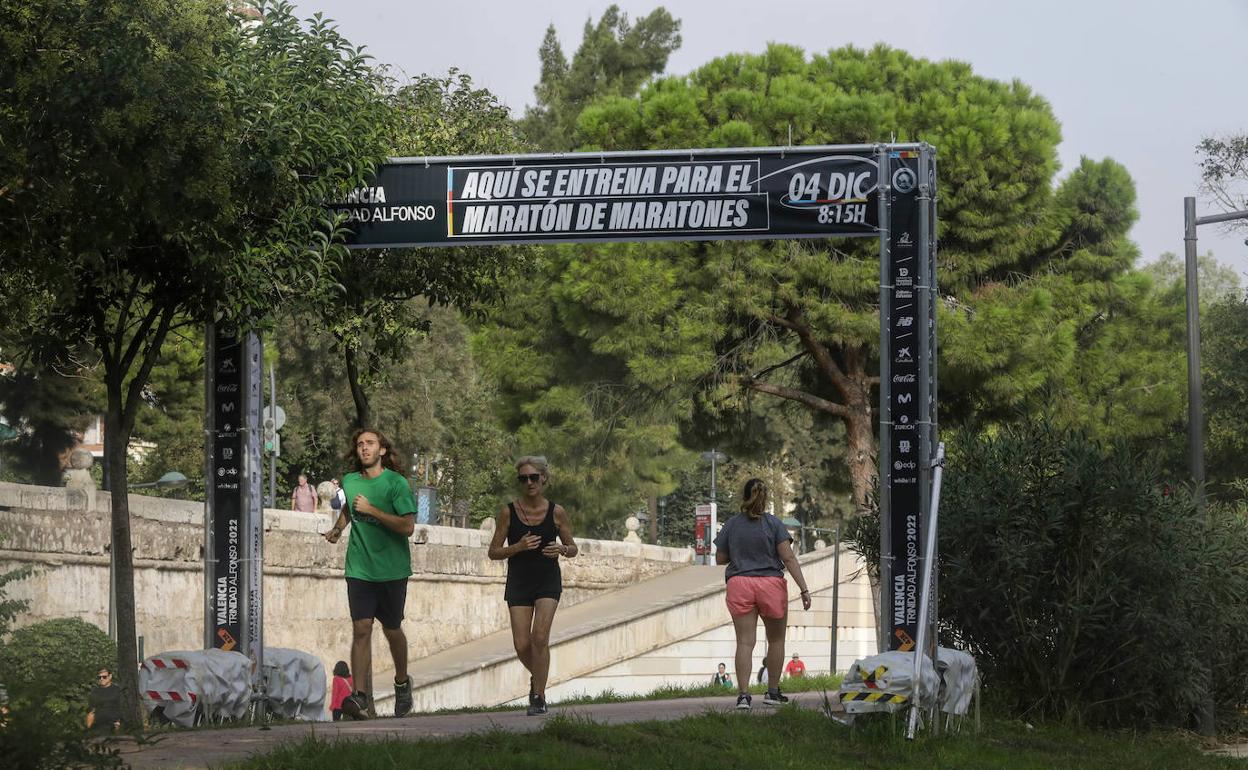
[116,472,189,639]
[1183,197,1248,508]
[267,364,277,509]
[1183,197,1248,738]
[699,450,727,564]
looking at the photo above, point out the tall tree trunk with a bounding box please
[95,295,175,729]
[103,382,142,728]
[843,387,876,516]
[344,345,372,428]
[647,495,658,544]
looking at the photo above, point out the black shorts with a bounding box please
[346,577,407,629]
[504,567,562,608]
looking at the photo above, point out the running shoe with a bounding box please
[341,692,370,720]
[526,695,548,716]
[394,676,413,717]
[762,688,789,706]
[736,693,752,711]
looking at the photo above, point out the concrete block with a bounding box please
[21,489,59,510]
[65,488,90,511]
[0,482,26,508]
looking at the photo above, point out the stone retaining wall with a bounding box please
[0,482,691,671]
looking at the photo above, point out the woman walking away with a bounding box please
[715,478,812,710]
[330,661,353,721]
[487,456,578,716]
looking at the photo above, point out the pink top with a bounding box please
[292,484,317,512]
[331,675,354,710]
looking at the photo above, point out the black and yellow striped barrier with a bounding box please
[840,691,908,705]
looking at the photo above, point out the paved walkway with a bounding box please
[390,563,730,698]
[118,691,836,769]
[1209,743,1248,759]
[374,551,839,710]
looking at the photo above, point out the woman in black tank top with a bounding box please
[487,455,578,716]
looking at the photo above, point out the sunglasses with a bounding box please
[97,674,110,680]
[517,473,543,484]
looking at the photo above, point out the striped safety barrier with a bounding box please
[143,690,198,704]
[840,690,907,705]
[141,657,197,706]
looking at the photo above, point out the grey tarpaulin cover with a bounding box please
[838,650,940,714]
[262,647,326,721]
[936,647,977,715]
[139,650,251,727]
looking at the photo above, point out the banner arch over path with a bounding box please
[204,143,938,665]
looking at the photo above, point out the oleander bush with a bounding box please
[849,419,1248,728]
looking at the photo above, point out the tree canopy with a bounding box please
[0,0,398,724]
[484,43,1182,517]
[1198,132,1248,223]
[520,5,682,152]
[321,70,525,429]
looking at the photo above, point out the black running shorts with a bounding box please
[346,577,407,629]
[504,568,562,608]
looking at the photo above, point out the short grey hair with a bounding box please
[514,455,549,477]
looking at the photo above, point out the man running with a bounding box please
[324,428,417,719]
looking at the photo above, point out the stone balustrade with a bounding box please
[0,482,692,674]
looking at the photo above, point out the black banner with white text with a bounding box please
[331,148,884,248]
[205,327,263,664]
[885,151,924,652]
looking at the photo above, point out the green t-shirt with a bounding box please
[342,468,418,582]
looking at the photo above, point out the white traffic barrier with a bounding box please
[838,650,940,715]
[935,647,978,716]
[139,650,251,727]
[261,648,327,721]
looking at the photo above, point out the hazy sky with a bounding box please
[299,0,1248,277]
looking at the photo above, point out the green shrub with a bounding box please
[849,419,1248,728]
[0,565,32,638]
[0,617,117,714]
[0,614,121,767]
[0,687,123,769]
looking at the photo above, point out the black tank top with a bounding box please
[506,500,559,573]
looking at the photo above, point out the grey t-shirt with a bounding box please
[714,513,792,582]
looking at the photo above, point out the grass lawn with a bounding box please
[426,674,843,714]
[227,706,1238,769]
[545,673,842,707]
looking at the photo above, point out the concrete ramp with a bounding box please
[375,546,873,712]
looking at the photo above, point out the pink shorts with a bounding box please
[726,575,788,619]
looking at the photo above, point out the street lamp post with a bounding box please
[1183,198,1248,508]
[1182,197,1248,738]
[699,450,727,565]
[831,520,841,675]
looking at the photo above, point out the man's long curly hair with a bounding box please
[344,428,404,474]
